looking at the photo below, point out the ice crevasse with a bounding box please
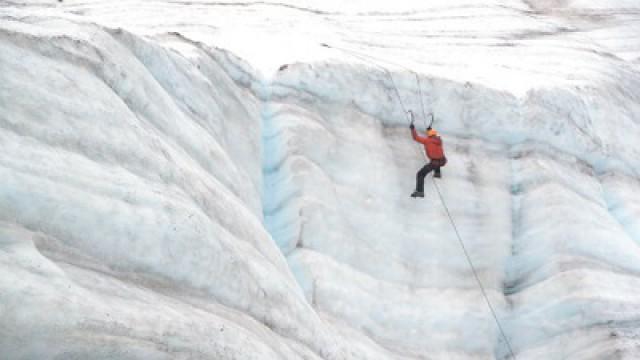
[1,7,640,360]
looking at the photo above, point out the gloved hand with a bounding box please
[409,123,415,130]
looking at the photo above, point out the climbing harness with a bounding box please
[320,42,517,360]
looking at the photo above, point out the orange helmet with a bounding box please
[427,128,438,137]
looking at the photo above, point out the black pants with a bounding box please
[416,162,442,192]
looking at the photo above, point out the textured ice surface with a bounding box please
[1,1,640,359]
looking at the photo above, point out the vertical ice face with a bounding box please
[2,1,640,360]
[263,62,640,358]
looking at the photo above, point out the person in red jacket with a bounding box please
[410,124,447,198]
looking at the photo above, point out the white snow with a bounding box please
[1,1,640,359]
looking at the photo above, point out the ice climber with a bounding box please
[410,124,447,198]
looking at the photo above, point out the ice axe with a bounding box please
[407,110,435,130]
[426,112,435,130]
[407,110,415,125]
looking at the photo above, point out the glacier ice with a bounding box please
[1,1,640,359]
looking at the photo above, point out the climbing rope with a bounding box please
[321,43,409,118]
[321,42,517,359]
[415,75,429,129]
[321,43,436,131]
[431,177,517,359]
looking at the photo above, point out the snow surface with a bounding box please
[1,1,640,359]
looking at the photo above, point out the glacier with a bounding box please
[1,1,640,359]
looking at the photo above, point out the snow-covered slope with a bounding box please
[1,1,640,359]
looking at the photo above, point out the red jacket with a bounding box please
[412,128,445,160]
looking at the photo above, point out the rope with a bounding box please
[415,74,428,129]
[322,42,517,359]
[321,43,412,123]
[431,177,517,360]
[321,43,437,131]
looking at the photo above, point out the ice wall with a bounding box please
[0,18,399,360]
[2,1,640,360]
[263,61,640,359]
